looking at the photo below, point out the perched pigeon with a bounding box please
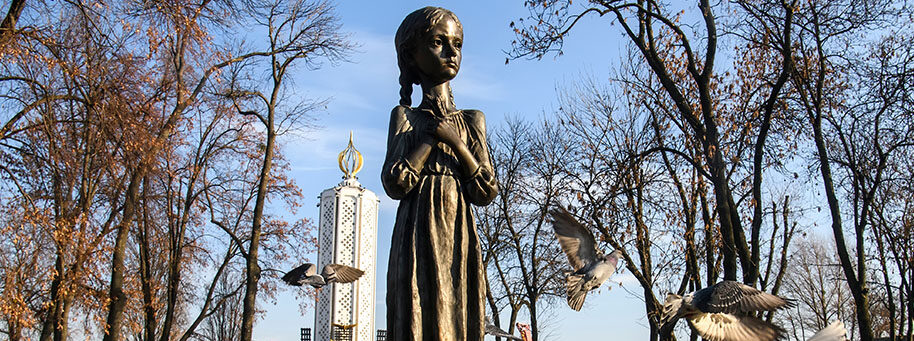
[484,316,521,340]
[281,263,364,288]
[807,321,846,341]
[549,207,624,311]
[661,280,795,341]
[515,322,532,341]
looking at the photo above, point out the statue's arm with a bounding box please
[381,106,433,199]
[460,110,498,206]
[405,134,434,175]
[434,117,480,178]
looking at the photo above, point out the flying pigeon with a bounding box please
[661,280,795,341]
[484,316,521,340]
[281,263,364,288]
[549,207,624,311]
[807,321,846,341]
[515,322,532,341]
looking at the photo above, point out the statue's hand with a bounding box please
[434,119,462,148]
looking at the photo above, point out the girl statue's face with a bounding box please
[411,16,462,85]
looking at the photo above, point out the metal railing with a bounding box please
[300,328,311,341]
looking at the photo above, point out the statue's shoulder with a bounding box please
[391,104,411,117]
[389,105,417,125]
[461,109,487,129]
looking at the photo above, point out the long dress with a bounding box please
[381,105,498,341]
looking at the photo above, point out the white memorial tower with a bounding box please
[314,133,379,341]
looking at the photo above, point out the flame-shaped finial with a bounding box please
[337,131,363,179]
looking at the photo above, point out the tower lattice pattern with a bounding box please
[315,179,379,341]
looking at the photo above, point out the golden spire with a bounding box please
[337,131,363,179]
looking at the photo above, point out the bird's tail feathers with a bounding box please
[565,274,587,311]
[566,289,587,311]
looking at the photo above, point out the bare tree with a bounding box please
[783,2,910,339]
[511,0,762,283]
[781,237,855,340]
[479,118,567,341]
[508,1,914,340]
[0,0,347,339]
[871,164,914,340]
[218,1,351,340]
[549,73,703,341]
[192,270,245,341]
[0,2,152,339]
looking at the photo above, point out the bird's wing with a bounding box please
[322,264,365,284]
[549,207,599,271]
[485,318,521,340]
[807,321,846,341]
[687,312,785,341]
[281,263,317,286]
[661,294,684,324]
[694,280,793,314]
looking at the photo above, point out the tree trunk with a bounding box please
[705,134,750,282]
[747,0,795,289]
[528,299,538,341]
[41,250,72,341]
[907,267,913,341]
[808,111,875,341]
[160,211,187,341]
[139,186,157,341]
[103,170,143,341]
[645,286,664,341]
[699,187,718,286]
[7,318,22,341]
[240,124,275,341]
[509,307,519,337]
[40,257,61,341]
[483,274,502,340]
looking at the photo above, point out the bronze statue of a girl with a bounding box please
[381,7,498,340]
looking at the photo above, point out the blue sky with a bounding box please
[254,1,650,340]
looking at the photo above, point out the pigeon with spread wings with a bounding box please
[548,207,623,311]
[281,263,364,289]
[662,280,795,341]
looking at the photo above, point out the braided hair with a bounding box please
[394,7,462,108]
